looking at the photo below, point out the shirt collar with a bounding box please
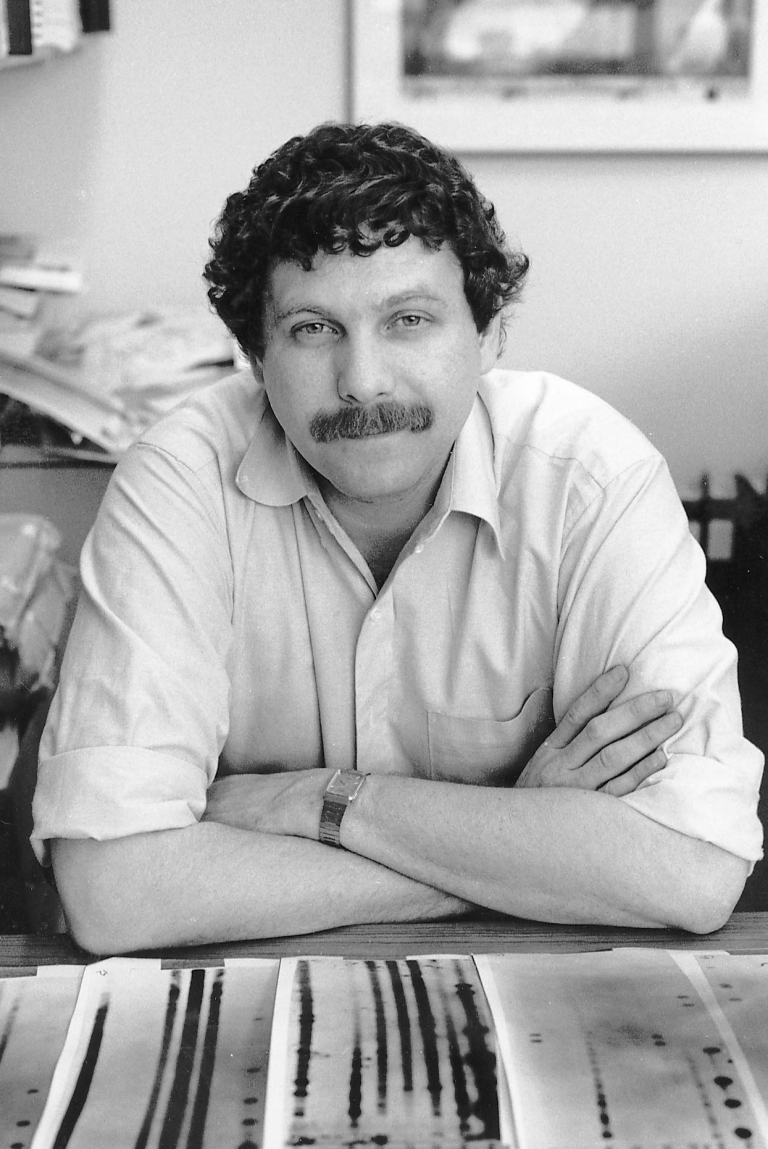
[433,394,504,554]
[236,385,503,551]
[236,389,315,506]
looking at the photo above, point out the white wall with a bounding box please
[1,0,767,487]
[478,152,768,484]
[0,0,348,313]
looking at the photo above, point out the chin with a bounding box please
[337,476,414,504]
[324,441,426,488]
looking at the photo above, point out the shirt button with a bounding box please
[370,608,381,621]
[414,544,424,554]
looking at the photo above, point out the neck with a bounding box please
[318,474,444,588]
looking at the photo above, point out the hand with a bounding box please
[515,665,682,796]
[201,768,331,838]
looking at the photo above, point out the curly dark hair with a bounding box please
[204,121,529,361]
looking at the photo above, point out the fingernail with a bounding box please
[606,665,627,680]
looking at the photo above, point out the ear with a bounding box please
[478,313,503,374]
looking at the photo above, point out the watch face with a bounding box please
[327,771,366,801]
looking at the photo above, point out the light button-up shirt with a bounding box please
[32,368,764,865]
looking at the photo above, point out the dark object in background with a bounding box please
[79,0,110,33]
[6,0,32,54]
[715,479,768,911]
[685,474,768,911]
[6,0,110,54]
[0,396,42,450]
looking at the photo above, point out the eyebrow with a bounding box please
[273,288,448,324]
[272,305,328,323]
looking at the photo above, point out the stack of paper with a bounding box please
[0,236,83,362]
[0,306,236,456]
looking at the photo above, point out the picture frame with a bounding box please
[350,0,768,152]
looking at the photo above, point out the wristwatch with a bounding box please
[319,769,369,847]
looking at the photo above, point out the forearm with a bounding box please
[51,820,472,955]
[340,776,748,933]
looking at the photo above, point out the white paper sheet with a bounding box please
[476,948,768,1149]
[0,966,84,1148]
[263,954,507,1149]
[29,957,278,1149]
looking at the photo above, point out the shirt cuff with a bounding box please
[31,747,208,865]
[620,751,764,867]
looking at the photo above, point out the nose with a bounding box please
[336,333,395,405]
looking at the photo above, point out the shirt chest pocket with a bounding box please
[427,687,555,785]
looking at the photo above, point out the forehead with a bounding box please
[266,237,466,317]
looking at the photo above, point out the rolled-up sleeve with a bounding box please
[32,439,234,863]
[555,454,764,865]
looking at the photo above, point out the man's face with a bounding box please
[259,236,499,509]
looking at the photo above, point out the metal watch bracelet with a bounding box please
[319,769,369,848]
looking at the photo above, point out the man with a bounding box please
[33,122,762,954]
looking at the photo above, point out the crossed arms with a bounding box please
[42,417,762,954]
[52,667,749,955]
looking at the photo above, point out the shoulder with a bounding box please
[135,368,267,476]
[479,368,660,491]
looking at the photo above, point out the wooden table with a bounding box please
[2,910,767,969]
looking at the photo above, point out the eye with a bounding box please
[392,313,429,330]
[292,320,338,340]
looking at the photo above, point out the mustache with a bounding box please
[310,401,434,443]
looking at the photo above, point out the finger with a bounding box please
[570,689,677,762]
[581,709,682,787]
[600,747,668,797]
[545,665,629,751]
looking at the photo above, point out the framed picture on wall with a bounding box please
[350,0,768,151]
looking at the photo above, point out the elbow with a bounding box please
[65,910,133,958]
[51,837,151,955]
[64,916,123,958]
[660,849,749,936]
[676,899,737,937]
